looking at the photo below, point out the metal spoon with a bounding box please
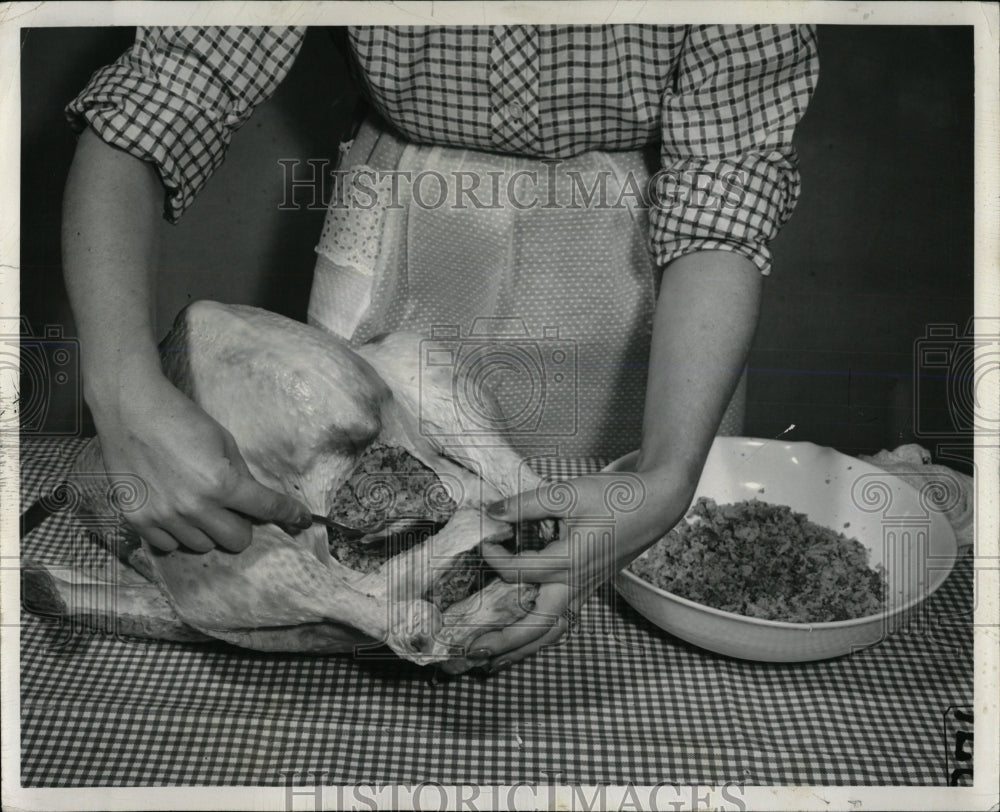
[307,513,388,538]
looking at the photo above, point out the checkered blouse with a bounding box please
[66,25,818,274]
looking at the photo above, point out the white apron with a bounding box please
[308,120,745,460]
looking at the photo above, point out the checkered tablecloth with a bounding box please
[18,436,973,787]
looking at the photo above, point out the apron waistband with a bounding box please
[342,116,407,172]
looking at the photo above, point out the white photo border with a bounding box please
[1,2,997,810]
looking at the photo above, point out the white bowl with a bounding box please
[610,437,958,662]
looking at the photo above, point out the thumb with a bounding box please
[486,481,571,523]
[220,430,311,527]
[227,474,312,528]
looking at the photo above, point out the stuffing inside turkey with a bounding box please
[23,301,552,664]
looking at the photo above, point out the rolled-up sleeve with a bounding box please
[66,26,305,222]
[651,25,818,275]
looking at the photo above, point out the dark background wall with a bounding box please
[19,26,974,465]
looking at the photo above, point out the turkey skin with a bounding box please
[29,301,549,664]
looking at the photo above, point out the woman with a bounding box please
[61,25,818,670]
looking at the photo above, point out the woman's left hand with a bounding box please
[442,469,694,675]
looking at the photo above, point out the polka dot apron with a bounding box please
[308,119,744,460]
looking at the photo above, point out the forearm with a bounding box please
[62,127,165,416]
[636,250,763,494]
[472,253,763,667]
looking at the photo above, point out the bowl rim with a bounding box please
[615,567,949,631]
[609,437,959,632]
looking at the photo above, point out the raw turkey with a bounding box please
[24,301,551,664]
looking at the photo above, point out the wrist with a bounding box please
[614,466,698,557]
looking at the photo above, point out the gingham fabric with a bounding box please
[66,25,818,274]
[20,436,972,786]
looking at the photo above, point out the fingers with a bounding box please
[160,519,215,554]
[438,648,492,676]
[217,431,311,527]
[189,508,253,553]
[97,395,309,555]
[216,430,310,529]
[492,615,569,668]
[480,541,570,584]
[137,519,213,554]
[139,526,179,553]
[224,468,311,529]
[133,506,254,555]
[468,584,570,665]
[150,481,303,555]
[486,484,560,524]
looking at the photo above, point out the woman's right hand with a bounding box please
[62,129,310,554]
[92,371,312,554]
